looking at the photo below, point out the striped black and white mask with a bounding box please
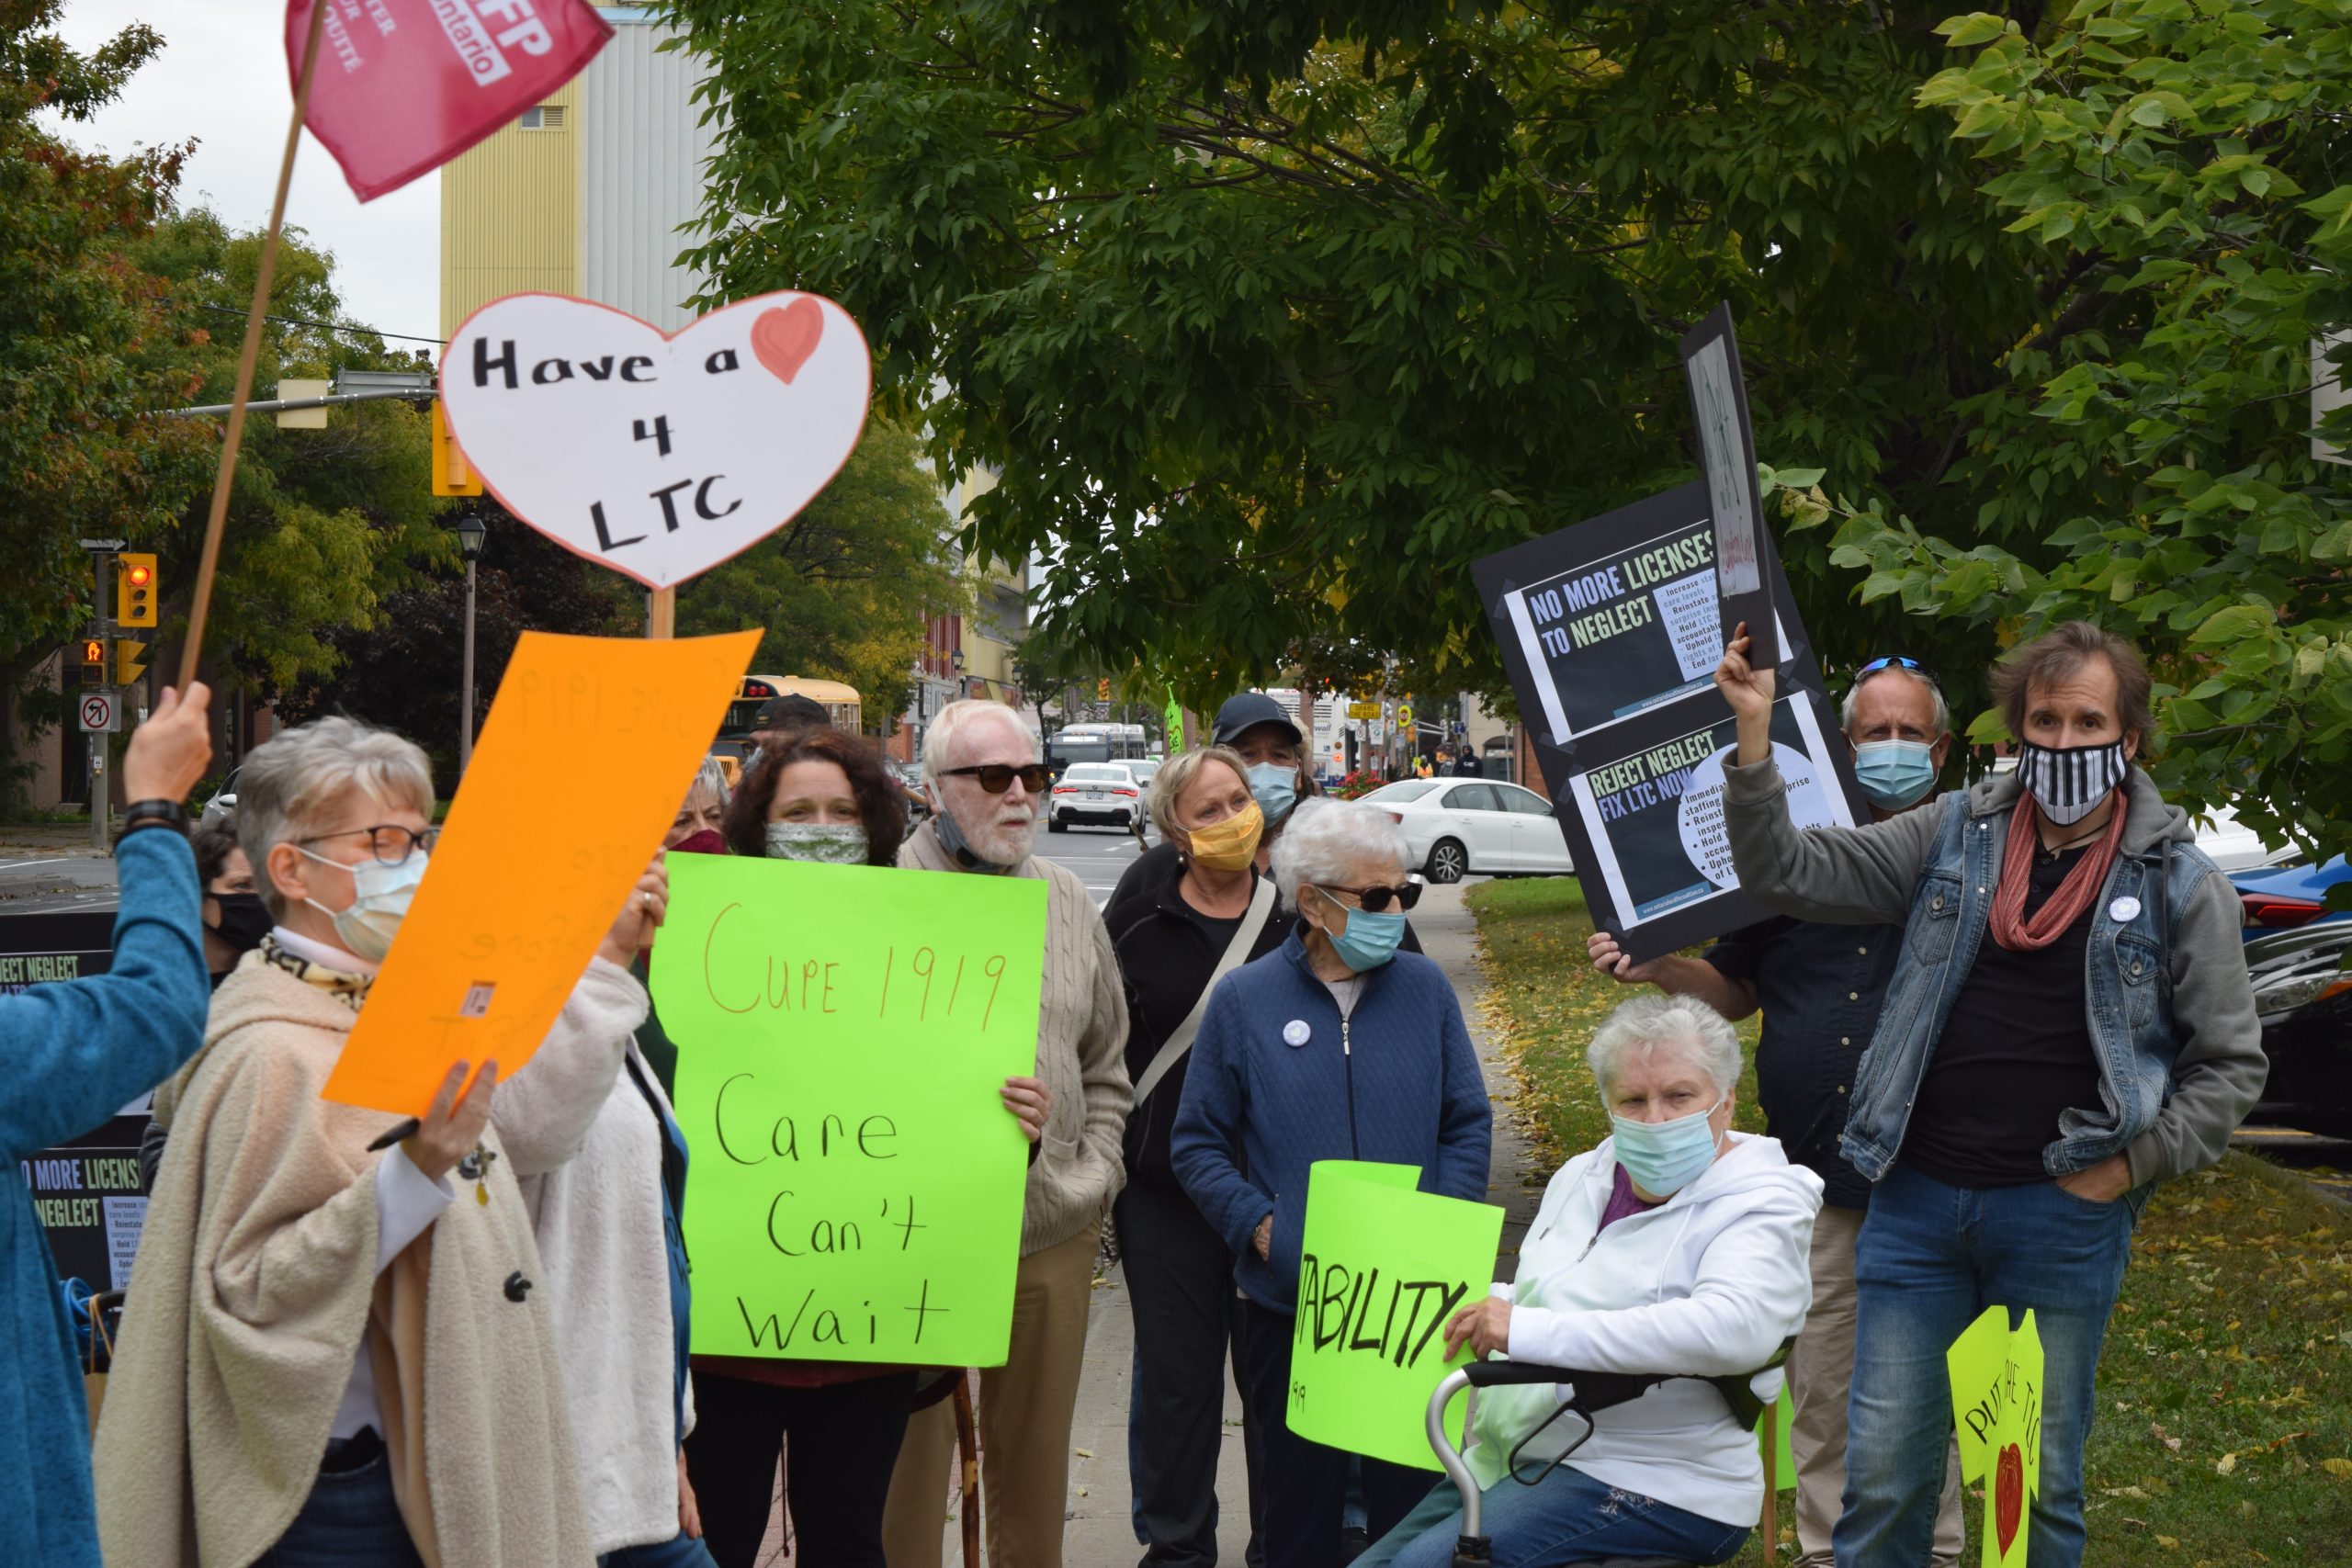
[2018,739,2127,826]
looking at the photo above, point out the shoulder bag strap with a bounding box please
[1131,875,1280,1109]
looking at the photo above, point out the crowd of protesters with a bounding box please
[1,618,2262,1568]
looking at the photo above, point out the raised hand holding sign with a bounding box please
[440,291,873,591]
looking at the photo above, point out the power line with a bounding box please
[195,303,444,346]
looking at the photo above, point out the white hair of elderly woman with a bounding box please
[234,716,436,917]
[1585,991,1743,1098]
[922,698,1039,784]
[1270,796,1409,908]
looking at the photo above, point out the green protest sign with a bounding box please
[650,852,1046,1368]
[1947,1305,2044,1567]
[1287,1160,1506,1472]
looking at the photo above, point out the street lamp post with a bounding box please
[951,647,967,698]
[455,513,489,772]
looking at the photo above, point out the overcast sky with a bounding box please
[47,0,444,346]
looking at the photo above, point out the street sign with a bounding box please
[79,692,119,734]
[1346,701,1381,720]
[1396,703,1415,728]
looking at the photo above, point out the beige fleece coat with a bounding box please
[901,822,1134,1254]
[93,956,593,1568]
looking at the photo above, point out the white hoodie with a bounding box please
[1465,1131,1822,1528]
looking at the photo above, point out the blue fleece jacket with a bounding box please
[1,830,209,1568]
[1171,930,1491,1313]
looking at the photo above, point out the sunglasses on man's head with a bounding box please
[1855,655,1934,681]
[941,763,1053,795]
[1314,876,1426,914]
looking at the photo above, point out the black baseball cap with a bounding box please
[755,694,831,733]
[1211,693,1304,749]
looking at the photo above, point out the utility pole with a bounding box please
[455,513,489,772]
[78,539,124,850]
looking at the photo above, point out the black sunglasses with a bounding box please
[941,763,1052,795]
[1314,876,1426,914]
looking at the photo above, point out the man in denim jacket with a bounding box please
[1714,622,2264,1568]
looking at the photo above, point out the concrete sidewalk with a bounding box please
[839,879,1544,1566]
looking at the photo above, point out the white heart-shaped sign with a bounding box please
[439,291,872,590]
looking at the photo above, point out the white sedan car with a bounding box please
[1362,778,1576,884]
[1046,762,1145,831]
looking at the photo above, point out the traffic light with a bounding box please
[116,553,157,627]
[431,401,483,496]
[113,638,148,687]
[78,638,105,688]
[1098,678,1112,702]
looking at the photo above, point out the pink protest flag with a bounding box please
[288,0,615,202]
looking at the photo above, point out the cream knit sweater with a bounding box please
[901,823,1134,1254]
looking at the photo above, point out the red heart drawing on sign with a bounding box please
[751,298,826,385]
[1995,1441,2024,1556]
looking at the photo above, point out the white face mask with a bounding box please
[297,847,428,963]
[764,821,869,865]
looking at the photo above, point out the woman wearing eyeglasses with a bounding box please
[1171,796,1493,1568]
[96,716,664,1568]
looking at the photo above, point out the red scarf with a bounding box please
[1988,792,2129,953]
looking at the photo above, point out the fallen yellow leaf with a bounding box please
[2322,1456,2352,1479]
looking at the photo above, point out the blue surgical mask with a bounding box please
[298,847,428,964]
[1610,1098,1724,1198]
[1852,739,1939,811]
[1316,891,1406,973]
[933,802,1016,874]
[1245,761,1298,824]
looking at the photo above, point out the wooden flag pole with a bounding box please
[648,587,675,639]
[175,0,331,690]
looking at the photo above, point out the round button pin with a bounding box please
[2109,896,2142,923]
[1283,1020,1311,1047]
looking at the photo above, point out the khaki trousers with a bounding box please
[1793,1204,1965,1568]
[883,1224,1098,1567]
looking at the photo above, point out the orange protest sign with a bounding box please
[322,629,759,1114]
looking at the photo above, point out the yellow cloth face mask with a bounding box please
[1183,800,1264,871]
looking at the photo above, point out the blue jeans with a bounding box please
[259,1436,424,1568]
[1836,1164,2134,1568]
[602,1529,720,1568]
[1352,1472,1747,1568]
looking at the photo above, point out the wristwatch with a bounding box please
[119,798,189,839]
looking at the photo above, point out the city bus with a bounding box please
[1045,722,1149,774]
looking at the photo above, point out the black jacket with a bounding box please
[1103,845,1422,1188]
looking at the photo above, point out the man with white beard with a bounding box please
[882,700,1135,1568]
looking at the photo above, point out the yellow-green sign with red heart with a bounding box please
[1947,1305,2044,1566]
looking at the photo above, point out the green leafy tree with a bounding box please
[132,210,453,694]
[267,505,635,777]
[0,1,212,808]
[677,418,969,729]
[1808,1,2352,856]
[660,0,2056,714]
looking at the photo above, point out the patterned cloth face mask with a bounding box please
[2017,739,2127,827]
[764,821,871,865]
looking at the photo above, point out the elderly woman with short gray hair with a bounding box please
[1172,796,1493,1567]
[96,715,675,1568]
[1355,992,1823,1568]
